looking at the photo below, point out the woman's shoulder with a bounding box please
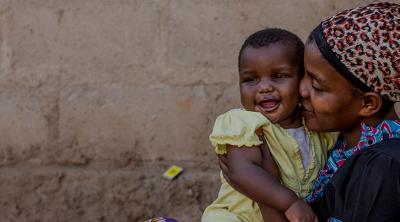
[363,138,400,162]
[336,138,400,177]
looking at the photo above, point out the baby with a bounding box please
[202,28,337,222]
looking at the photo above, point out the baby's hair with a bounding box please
[238,28,305,73]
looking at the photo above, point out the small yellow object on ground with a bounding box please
[163,165,184,180]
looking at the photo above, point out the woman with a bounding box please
[221,2,400,222]
[301,2,400,221]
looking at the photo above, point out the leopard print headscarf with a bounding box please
[311,2,400,101]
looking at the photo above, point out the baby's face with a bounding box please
[239,44,301,127]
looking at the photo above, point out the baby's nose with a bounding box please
[258,80,274,93]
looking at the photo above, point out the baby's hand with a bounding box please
[255,127,264,137]
[285,199,318,222]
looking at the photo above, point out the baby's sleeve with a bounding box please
[209,109,269,155]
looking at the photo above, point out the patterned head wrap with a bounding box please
[311,2,400,101]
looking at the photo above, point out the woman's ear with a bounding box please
[359,92,382,117]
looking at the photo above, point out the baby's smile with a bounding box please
[256,98,280,113]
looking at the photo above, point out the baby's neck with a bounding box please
[278,111,303,129]
[279,117,302,129]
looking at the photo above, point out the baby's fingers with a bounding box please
[255,127,264,138]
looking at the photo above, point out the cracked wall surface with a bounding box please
[0,0,386,221]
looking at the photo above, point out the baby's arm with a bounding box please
[222,145,297,212]
[220,144,317,222]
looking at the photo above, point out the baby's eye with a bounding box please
[273,73,288,78]
[242,76,257,82]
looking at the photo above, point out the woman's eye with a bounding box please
[312,84,323,92]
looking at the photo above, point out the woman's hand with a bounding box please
[285,199,318,222]
[218,148,244,193]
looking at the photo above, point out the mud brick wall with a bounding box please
[0,0,380,221]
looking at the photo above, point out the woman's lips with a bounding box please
[302,108,315,119]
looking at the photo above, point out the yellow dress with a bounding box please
[202,109,338,222]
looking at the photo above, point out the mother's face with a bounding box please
[300,42,363,132]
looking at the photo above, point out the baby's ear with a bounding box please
[359,92,382,117]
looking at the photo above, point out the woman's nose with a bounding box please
[299,76,310,98]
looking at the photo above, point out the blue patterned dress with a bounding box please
[307,120,400,222]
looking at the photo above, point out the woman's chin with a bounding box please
[304,122,317,131]
[304,118,323,131]
[304,120,336,132]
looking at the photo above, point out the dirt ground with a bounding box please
[133,159,220,221]
[0,158,221,222]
